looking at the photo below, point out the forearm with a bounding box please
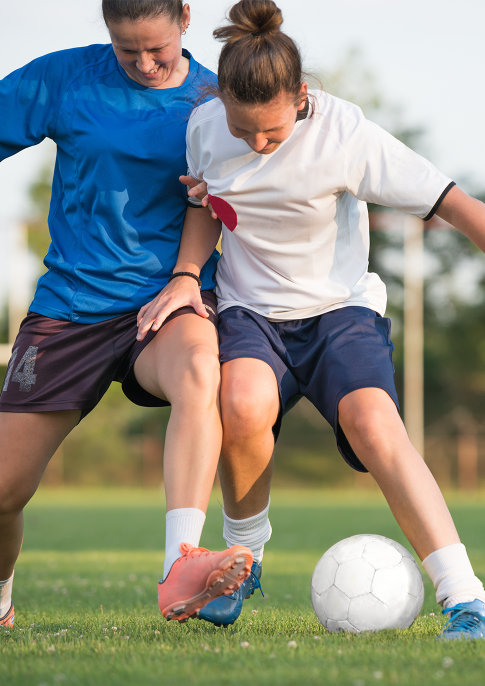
[436,185,485,252]
[175,206,221,276]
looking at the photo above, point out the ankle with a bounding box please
[0,573,14,617]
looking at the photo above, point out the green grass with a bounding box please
[2,488,485,685]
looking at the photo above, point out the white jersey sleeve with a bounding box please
[342,105,452,219]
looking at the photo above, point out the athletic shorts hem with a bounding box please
[220,349,276,369]
[0,400,94,415]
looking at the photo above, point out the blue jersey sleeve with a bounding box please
[0,53,67,160]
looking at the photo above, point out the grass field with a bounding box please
[1,488,485,685]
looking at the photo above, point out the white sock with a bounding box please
[162,508,206,580]
[422,543,485,608]
[222,501,272,564]
[0,573,14,617]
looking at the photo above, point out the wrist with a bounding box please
[168,271,202,288]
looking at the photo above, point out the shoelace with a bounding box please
[442,606,484,633]
[224,568,265,600]
[250,570,264,598]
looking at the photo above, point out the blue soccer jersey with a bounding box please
[0,45,218,323]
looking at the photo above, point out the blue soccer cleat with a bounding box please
[198,561,263,626]
[438,599,485,640]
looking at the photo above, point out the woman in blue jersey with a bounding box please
[137,0,485,639]
[0,0,253,629]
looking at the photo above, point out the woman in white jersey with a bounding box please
[137,0,485,638]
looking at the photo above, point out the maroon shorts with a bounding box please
[0,291,217,418]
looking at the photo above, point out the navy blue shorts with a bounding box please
[218,305,399,472]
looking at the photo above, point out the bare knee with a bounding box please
[339,390,409,461]
[148,342,221,410]
[175,344,220,406]
[0,479,35,517]
[0,411,78,517]
[221,378,278,443]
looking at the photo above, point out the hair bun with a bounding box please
[214,0,283,44]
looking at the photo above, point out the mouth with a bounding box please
[140,65,161,78]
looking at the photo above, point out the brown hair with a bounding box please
[102,0,184,25]
[213,0,303,105]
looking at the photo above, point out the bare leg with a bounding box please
[0,410,81,579]
[338,387,460,560]
[218,358,279,519]
[134,312,221,512]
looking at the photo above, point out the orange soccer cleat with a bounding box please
[158,543,253,622]
[0,604,14,628]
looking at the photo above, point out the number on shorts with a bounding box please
[2,345,39,393]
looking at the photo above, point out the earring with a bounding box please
[182,23,190,35]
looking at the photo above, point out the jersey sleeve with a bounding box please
[343,109,453,219]
[185,108,204,208]
[0,54,64,161]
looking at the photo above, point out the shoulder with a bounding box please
[21,44,113,71]
[186,51,217,84]
[13,44,117,86]
[310,90,365,132]
[183,50,217,96]
[188,97,225,129]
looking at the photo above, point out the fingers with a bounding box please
[179,174,199,189]
[136,303,166,341]
[136,283,210,341]
[178,176,219,219]
[179,176,208,200]
[208,203,219,220]
[193,301,210,319]
[179,176,207,200]
[137,302,150,325]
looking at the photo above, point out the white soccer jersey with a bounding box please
[186,91,453,320]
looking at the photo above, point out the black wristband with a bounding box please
[169,271,202,288]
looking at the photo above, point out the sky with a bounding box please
[1,0,485,226]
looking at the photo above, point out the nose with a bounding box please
[246,133,269,153]
[136,51,155,73]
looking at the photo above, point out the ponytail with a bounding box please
[214,0,303,104]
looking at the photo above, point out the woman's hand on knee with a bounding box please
[136,278,208,341]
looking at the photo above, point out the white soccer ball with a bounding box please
[311,534,424,633]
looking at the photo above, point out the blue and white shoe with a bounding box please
[198,561,263,626]
[438,599,485,640]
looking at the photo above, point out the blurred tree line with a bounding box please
[2,49,485,489]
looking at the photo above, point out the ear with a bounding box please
[297,82,308,110]
[182,4,191,31]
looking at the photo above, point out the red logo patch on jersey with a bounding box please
[208,195,238,232]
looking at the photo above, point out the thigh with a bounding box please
[133,309,220,403]
[0,410,80,506]
[123,290,218,406]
